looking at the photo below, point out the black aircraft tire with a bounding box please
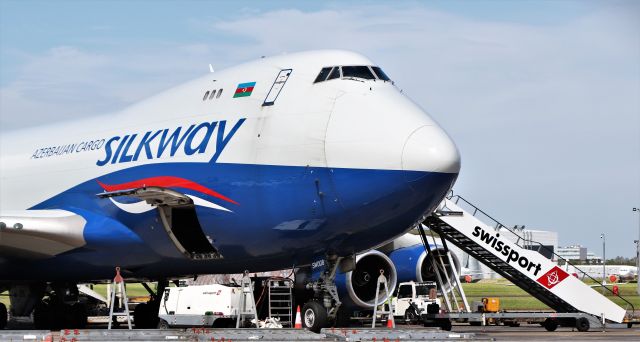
[134,303,158,329]
[302,301,327,333]
[33,302,54,330]
[576,317,590,332]
[543,318,558,332]
[133,303,147,328]
[439,319,452,331]
[68,303,87,329]
[334,306,351,328]
[0,303,7,329]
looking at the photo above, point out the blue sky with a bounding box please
[1,0,639,257]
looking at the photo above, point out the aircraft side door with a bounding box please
[262,69,292,106]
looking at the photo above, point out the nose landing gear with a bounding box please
[31,283,88,330]
[303,255,343,332]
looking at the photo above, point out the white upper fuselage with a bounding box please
[0,50,460,281]
[0,50,459,211]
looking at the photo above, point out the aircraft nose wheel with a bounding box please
[33,301,87,330]
[302,301,327,333]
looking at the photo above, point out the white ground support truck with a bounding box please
[391,281,440,324]
[157,284,242,328]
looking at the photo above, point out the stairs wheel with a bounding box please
[543,318,558,332]
[438,319,452,331]
[575,317,590,332]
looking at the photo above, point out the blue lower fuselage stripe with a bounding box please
[4,162,456,281]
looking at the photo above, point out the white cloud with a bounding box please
[0,44,230,130]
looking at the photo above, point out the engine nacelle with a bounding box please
[381,234,461,293]
[334,250,398,308]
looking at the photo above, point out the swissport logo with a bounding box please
[536,266,570,289]
[97,176,238,214]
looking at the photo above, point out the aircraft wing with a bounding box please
[0,210,87,259]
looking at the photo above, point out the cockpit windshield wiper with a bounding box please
[342,77,365,82]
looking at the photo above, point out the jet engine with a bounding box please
[380,234,461,293]
[334,250,398,308]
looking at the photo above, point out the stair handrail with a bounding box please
[448,194,635,317]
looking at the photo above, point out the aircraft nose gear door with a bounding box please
[98,186,222,260]
[263,69,292,106]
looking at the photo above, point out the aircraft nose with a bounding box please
[402,125,461,175]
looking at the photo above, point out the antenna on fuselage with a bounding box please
[209,64,215,73]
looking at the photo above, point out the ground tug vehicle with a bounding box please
[391,281,439,324]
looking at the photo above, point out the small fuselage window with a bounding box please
[314,65,391,83]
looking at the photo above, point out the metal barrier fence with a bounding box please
[0,328,479,341]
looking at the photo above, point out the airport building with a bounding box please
[557,244,602,264]
[557,245,587,261]
[506,228,559,260]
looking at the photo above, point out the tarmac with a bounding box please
[452,323,640,341]
[1,323,639,341]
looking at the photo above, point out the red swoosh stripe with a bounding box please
[97,176,238,205]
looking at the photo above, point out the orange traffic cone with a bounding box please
[386,316,394,329]
[294,305,302,329]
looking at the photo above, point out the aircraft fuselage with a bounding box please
[0,50,460,282]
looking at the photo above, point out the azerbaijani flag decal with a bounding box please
[233,82,256,98]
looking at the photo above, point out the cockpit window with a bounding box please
[341,66,375,80]
[314,65,392,84]
[314,67,332,83]
[327,67,341,80]
[371,66,390,81]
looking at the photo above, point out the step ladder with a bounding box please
[267,278,293,327]
[371,270,395,328]
[417,223,470,313]
[236,271,258,328]
[107,267,132,330]
[422,196,633,323]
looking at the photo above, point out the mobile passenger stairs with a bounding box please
[419,194,637,332]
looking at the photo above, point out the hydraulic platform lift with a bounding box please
[418,194,637,332]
